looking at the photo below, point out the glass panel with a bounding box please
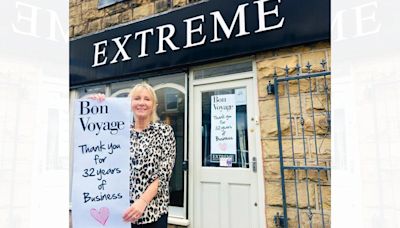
[201,87,249,168]
[148,74,186,208]
[77,85,106,98]
[147,73,186,87]
[194,61,252,80]
[110,79,142,97]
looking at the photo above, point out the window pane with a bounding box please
[149,74,186,207]
[147,73,186,87]
[194,61,252,80]
[201,88,249,168]
[77,85,106,98]
[110,80,142,97]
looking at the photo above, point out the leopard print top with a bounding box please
[129,121,176,225]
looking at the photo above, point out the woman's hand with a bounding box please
[122,199,148,223]
[87,93,106,102]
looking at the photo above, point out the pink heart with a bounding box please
[90,207,109,226]
[219,143,227,151]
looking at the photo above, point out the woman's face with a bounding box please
[131,88,154,121]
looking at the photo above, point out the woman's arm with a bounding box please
[122,178,159,223]
[140,178,159,205]
[156,125,176,189]
[122,125,176,223]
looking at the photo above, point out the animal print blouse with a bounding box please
[129,121,176,225]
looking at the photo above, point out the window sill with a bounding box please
[168,217,190,226]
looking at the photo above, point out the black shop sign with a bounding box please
[70,0,330,86]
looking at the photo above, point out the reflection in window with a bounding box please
[108,74,187,207]
[152,79,186,208]
[110,80,141,97]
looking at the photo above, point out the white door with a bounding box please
[192,78,260,228]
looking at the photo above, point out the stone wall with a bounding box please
[256,41,331,228]
[70,0,191,38]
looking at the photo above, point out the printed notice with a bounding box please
[72,98,132,228]
[210,94,237,163]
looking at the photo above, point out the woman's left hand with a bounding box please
[122,199,147,223]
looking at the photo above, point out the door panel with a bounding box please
[193,79,259,228]
[229,184,252,228]
[201,183,221,227]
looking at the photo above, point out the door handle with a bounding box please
[252,157,257,173]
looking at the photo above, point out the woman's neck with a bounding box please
[134,118,151,132]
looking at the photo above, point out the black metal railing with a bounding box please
[274,60,331,228]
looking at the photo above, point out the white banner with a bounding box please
[210,94,237,163]
[72,98,132,228]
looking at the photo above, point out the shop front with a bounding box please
[70,0,330,227]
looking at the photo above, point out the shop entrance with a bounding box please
[190,75,262,228]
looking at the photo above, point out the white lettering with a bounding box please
[110,34,132,64]
[254,0,285,33]
[12,2,40,38]
[155,24,180,54]
[332,9,347,41]
[92,40,108,67]
[354,2,381,38]
[90,1,293,66]
[135,28,154,58]
[46,9,68,42]
[210,3,250,42]
[183,15,206,48]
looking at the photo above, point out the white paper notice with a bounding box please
[72,98,132,228]
[210,94,237,163]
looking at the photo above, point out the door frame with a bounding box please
[188,58,266,228]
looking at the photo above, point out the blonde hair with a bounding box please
[128,82,159,122]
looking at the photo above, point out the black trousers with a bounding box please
[131,214,168,228]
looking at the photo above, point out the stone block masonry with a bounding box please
[257,41,331,227]
[70,0,191,38]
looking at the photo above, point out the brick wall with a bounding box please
[256,41,331,228]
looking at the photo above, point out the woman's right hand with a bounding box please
[87,93,106,102]
[122,199,147,223]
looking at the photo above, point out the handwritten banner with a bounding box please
[72,98,132,228]
[210,94,237,164]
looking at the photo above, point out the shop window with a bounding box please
[148,73,186,209]
[110,79,141,97]
[98,0,126,9]
[70,72,187,218]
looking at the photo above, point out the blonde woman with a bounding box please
[91,82,176,228]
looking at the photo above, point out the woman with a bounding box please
[92,82,176,228]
